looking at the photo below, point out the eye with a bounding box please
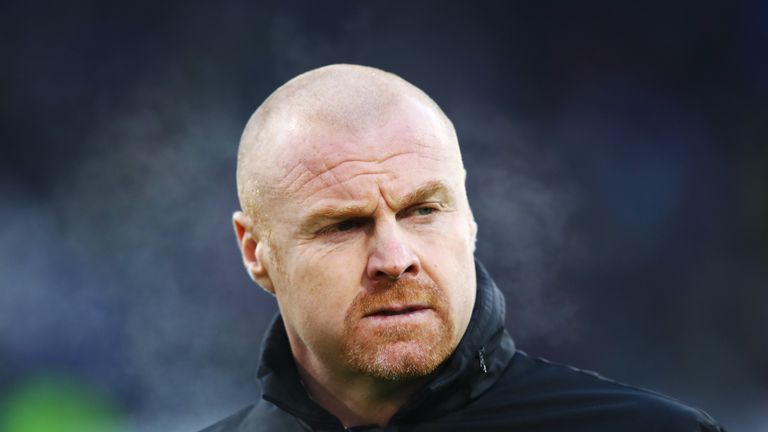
[320,218,366,235]
[403,205,440,219]
[335,219,361,232]
[415,207,436,216]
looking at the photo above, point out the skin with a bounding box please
[233,65,478,427]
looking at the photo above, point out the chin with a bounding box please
[346,338,454,381]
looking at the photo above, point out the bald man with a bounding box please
[200,65,725,431]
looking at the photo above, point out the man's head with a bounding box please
[233,64,477,381]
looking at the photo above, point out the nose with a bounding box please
[366,220,420,281]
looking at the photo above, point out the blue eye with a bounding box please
[416,207,435,216]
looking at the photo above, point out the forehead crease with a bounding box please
[278,150,425,195]
[297,171,391,207]
[320,150,420,173]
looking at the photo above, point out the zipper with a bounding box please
[477,346,488,374]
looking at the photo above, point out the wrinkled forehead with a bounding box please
[268,95,462,187]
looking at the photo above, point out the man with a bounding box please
[202,64,725,431]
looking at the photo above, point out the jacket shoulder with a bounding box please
[437,352,726,431]
[198,405,252,432]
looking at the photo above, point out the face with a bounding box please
[252,97,477,381]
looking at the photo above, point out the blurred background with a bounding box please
[1,1,766,430]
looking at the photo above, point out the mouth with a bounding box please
[365,304,430,318]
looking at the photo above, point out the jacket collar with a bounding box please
[256,260,516,428]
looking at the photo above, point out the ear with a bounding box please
[233,211,275,294]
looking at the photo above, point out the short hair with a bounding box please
[236,64,457,230]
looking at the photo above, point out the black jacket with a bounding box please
[201,262,726,431]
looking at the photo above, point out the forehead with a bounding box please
[271,97,461,199]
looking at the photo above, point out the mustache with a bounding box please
[347,277,445,318]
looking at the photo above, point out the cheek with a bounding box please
[293,244,366,296]
[417,217,477,323]
[281,243,367,340]
[419,216,475,267]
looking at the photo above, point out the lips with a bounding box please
[365,304,430,317]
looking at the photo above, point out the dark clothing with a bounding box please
[201,262,725,431]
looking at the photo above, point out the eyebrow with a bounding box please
[300,180,454,231]
[390,180,453,209]
[304,203,375,225]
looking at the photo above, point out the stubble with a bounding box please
[340,278,455,381]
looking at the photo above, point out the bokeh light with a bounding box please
[0,375,125,432]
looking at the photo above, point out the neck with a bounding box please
[290,343,426,427]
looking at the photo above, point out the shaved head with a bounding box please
[232,65,479,414]
[236,64,461,228]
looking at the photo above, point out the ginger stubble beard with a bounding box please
[340,278,455,381]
